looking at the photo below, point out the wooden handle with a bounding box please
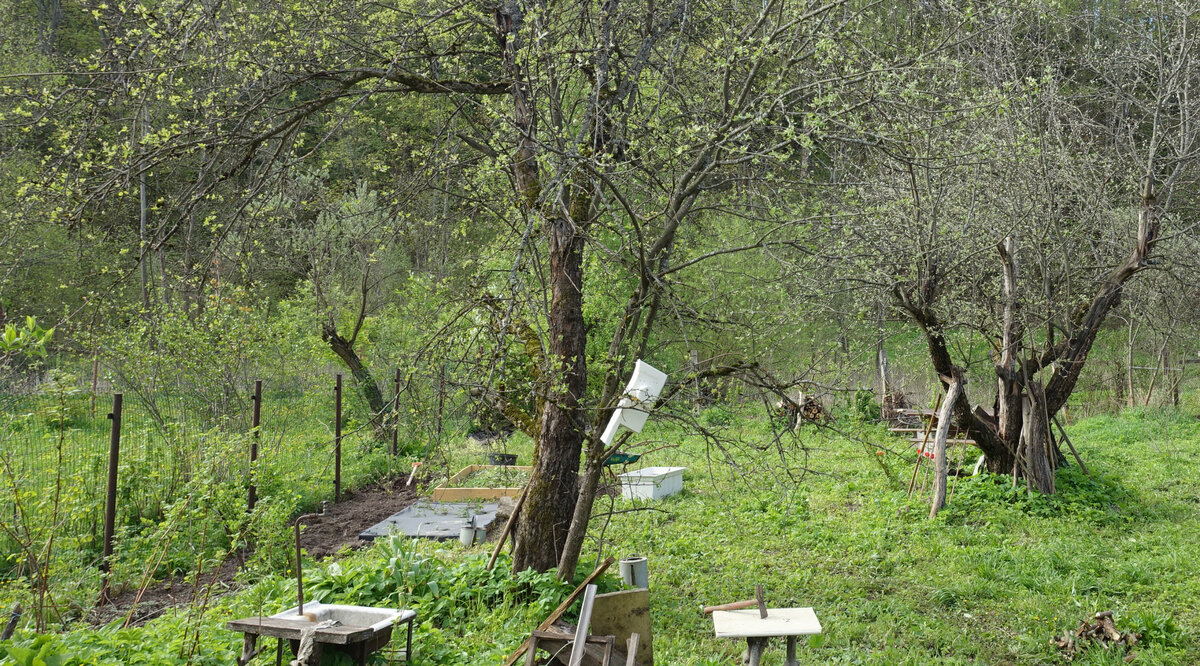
[703,599,758,614]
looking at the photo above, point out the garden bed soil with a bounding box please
[448,466,529,488]
[87,476,419,627]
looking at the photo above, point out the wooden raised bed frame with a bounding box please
[430,464,532,501]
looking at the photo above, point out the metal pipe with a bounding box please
[102,394,123,569]
[293,512,323,616]
[249,380,261,512]
[393,368,400,457]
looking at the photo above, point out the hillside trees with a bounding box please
[4,0,919,574]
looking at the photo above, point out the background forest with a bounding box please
[2,0,1200,663]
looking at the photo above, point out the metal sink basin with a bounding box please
[271,602,413,632]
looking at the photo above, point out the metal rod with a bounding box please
[293,512,322,616]
[335,374,342,503]
[249,379,262,512]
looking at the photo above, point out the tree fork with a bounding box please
[321,321,389,437]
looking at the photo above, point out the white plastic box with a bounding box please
[618,466,686,500]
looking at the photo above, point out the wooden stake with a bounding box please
[907,394,942,497]
[929,375,963,518]
[1053,415,1091,478]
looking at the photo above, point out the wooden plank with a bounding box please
[430,487,526,501]
[431,465,533,501]
[897,408,938,416]
[536,637,618,666]
[625,634,640,666]
[893,427,970,435]
[908,437,976,445]
[712,608,822,638]
[447,464,483,484]
[534,628,617,666]
[503,557,616,666]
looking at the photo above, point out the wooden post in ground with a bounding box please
[930,375,963,518]
[393,368,401,456]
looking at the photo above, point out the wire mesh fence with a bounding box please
[0,369,426,585]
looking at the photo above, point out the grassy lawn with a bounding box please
[598,408,1200,665]
[2,408,1197,664]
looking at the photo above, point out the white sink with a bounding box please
[271,602,414,633]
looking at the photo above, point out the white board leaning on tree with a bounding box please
[600,360,668,445]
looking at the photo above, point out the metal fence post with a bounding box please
[100,393,122,600]
[249,379,262,512]
[393,368,401,456]
[334,374,342,503]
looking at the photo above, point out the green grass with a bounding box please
[596,409,1200,665]
[3,407,1199,664]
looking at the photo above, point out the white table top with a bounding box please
[712,607,822,638]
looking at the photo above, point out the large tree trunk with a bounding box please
[1020,383,1056,493]
[513,215,588,573]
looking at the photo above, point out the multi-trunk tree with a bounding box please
[810,2,1200,498]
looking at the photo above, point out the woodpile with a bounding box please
[1050,611,1140,661]
[881,388,910,425]
[774,393,832,430]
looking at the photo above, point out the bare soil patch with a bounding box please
[87,476,419,627]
